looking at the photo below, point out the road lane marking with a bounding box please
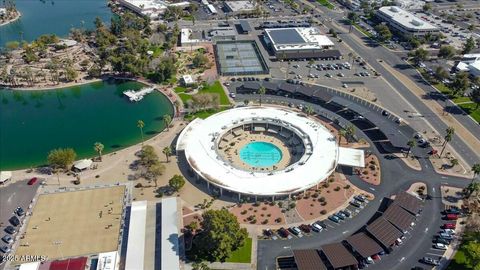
[399,257,405,262]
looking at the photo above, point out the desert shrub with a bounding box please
[320,210,327,215]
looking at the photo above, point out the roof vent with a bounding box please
[411,19,423,26]
[390,6,400,12]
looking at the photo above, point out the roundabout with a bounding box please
[176,106,364,197]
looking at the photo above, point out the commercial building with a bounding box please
[224,0,256,13]
[263,27,340,60]
[208,27,237,41]
[180,28,201,46]
[118,0,190,18]
[376,6,439,38]
[455,54,480,77]
[214,40,269,75]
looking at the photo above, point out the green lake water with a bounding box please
[0,0,112,46]
[0,80,174,170]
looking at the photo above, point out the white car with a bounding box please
[442,229,456,235]
[311,223,323,232]
[229,92,236,98]
[366,256,374,264]
[342,83,348,88]
[434,243,447,250]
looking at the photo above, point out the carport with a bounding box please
[366,218,404,251]
[321,243,358,270]
[292,249,327,270]
[345,232,384,259]
[394,191,423,215]
[383,204,416,233]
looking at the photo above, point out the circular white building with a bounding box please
[176,106,363,198]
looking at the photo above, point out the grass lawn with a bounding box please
[353,23,373,38]
[316,0,334,9]
[225,238,252,263]
[457,102,480,123]
[184,108,228,120]
[174,86,187,93]
[200,81,230,105]
[179,93,192,103]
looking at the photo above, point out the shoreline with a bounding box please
[0,11,21,27]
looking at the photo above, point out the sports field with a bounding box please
[14,186,126,263]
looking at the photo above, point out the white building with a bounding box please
[207,3,217,14]
[224,1,256,13]
[182,74,196,86]
[376,6,439,37]
[125,201,147,270]
[97,251,120,270]
[263,27,338,60]
[0,8,7,16]
[118,0,190,18]
[180,28,200,46]
[456,54,480,77]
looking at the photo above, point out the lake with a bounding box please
[0,80,174,170]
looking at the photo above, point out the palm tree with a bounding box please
[406,139,417,158]
[440,126,455,157]
[163,114,172,131]
[345,124,356,144]
[243,99,249,106]
[338,129,347,145]
[472,163,480,184]
[304,105,314,115]
[258,86,266,106]
[450,158,459,168]
[137,120,145,146]
[162,146,172,162]
[308,59,315,77]
[93,142,104,161]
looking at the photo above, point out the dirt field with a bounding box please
[14,186,126,263]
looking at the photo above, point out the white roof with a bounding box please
[176,107,341,196]
[225,0,256,12]
[265,27,334,52]
[207,4,217,14]
[18,262,40,270]
[0,171,12,183]
[125,201,147,270]
[182,75,195,84]
[338,147,365,168]
[161,197,180,270]
[180,29,200,45]
[378,6,438,31]
[97,251,119,270]
[73,159,93,170]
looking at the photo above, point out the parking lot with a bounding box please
[0,178,41,267]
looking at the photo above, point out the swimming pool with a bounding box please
[239,142,282,167]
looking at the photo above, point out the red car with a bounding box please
[443,223,456,229]
[27,177,38,185]
[446,214,458,220]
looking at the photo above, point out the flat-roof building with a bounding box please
[214,40,269,75]
[224,1,256,13]
[456,54,480,77]
[118,0,190,18]
[376,6,439,37]
[263,28,340,60]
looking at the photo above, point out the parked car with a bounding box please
[350,200,362,208]
[315,221,327,229]
[9,216,20,227]
[372,254,381,260]
[4,226,16,235]
[444,207,461,215]
[328,215,340,223]
[354,195,367,202]
[15,207,25,217]
[439,232,454,240]
[443,223,456,229]
[27,177,38,185]
[264,229,277,240]
[433,243,448,250]
[446,214,458,220]
[366,256,374,264]
[1,235,13,244]
[442,229,456,235]
[299,224,311,233]
[0,246,11,254]
[422,257,439,266]
[382,110,390,116]
[289,227,303,237]
[434,237,451,245]
[341,209,352,218]
[311,223,323,232]
[335,212,346,220]
[278,227,292,239]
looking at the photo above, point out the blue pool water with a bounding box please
[239,142,282,167]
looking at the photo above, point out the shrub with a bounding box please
[344,185,351,189]
[240,210,247,215]
[261,214,265,217]
[323,183,330,188]
[248,207,253,211]
[277,201,284,208]
[275,217,283,223]
[269,201,275,206]
[261,219,268,225]
[362,170,369,175]
[310,204,314,207]
[320,210,327,215]
[312,193,319,198]
[289,202,296,209]
[135,183,143,188]
[262,207,267,211]
[267,214,271,217]
[321,201,327,206]
[369,164,376,170]
[334,187,341,191]
[318,197,326,202]
[329,178,335,183]
[253,202,260,207]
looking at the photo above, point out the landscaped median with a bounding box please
[316,0,334,9]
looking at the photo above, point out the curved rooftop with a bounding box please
[176,106,340,196]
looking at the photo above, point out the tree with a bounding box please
[139,145,159,168]
[374,24,392,42]
[88,64,102,77]
[338,128,347,145]
[243,99,249,106]
[47,148,77,170]
[163,114,172,131]
[137,120,145,145]
[169,174,185,192]
[193,209,248,261]
[440,126,455,157]
[93,142,104,161]
[329,28,337,38]
[422,3,432,12]
[438,45,456,59]
[434,66,449,82]
[450,158,459,168]
[347,12,359,33]
[471,88,480,110]
[5,41,19,51]
[463,37,476,54]
[187,221,199,232]
[258,86,266,106]
[452,72,470,97]
[408,48,429,66]
[192,54,208,68]
[304,105,314,115]
[345,124,356,143]
[465,181,480,198]
[308,59,315,76]
[462,239,480,270]
[406,139,416,158]
[192,261,211,270]
[162,146,172,162]
[472,163,480,184]
[149,162,165,187]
